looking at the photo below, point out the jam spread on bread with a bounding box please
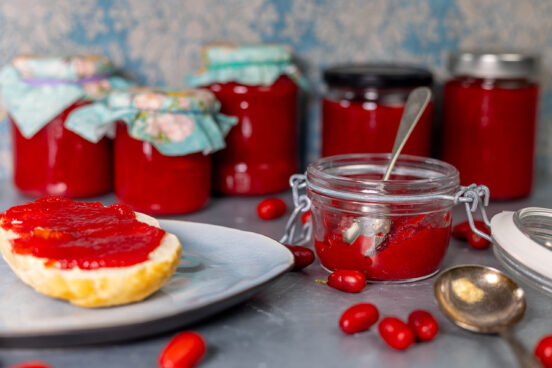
[0,196,166,270]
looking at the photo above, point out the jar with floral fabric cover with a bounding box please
[187,43,307,195]
[108,87,237,215]
[0,55,134,197]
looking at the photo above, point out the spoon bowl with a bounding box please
[434,265,526,333]
[434,265,540,367]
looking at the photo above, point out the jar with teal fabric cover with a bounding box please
[0,55,134,197]
[109,87,237,215]
[187,43,305,195]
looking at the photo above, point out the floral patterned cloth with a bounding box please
[0,55,134,142]
[186,43,307,88]
[107,87,237,156]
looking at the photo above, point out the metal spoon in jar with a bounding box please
[434,265,541,368]
[342,87,432,255]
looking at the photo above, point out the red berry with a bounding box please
[378,317,415,350]
[327,270,366,293]
[8,362,52,368]
[257,198,287,220]
[452,221,490,249]
[159,331,206,368]
[300,210,311,225]
[451,221,469,240]
[339,303,379,334]
[408,310,439,341]
[285,245,315,271]
[535,335,552,368]
[466,231,490,249]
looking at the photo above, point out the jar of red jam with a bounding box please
[110,87,236,215]
[442,52,539,199]
[0,55,133,197]
[187,44,304,195]
[322,64,434,157]
[304,154,460,282]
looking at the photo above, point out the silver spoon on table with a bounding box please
[342,87,432,253]
[434,265,541,368]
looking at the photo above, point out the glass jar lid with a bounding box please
[323,64,433,89]
[448,51,539,79]
[491,208,552,295]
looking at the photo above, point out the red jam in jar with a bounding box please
[306,154,459,282]
[208,76,298,195]
[322,64,434,157]
[0,196,166,270]
[114,123,211,215]
[442,52,539,199]
[12,100,113,198]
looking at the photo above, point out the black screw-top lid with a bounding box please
[323,63,433,88]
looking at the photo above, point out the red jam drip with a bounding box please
[442,78,538,199]
[208,76,298,195]
[11,100,113,198]
[0,196,166,270]
[322,99,433,157]
[314,211,451,280]
[114,123,211,215]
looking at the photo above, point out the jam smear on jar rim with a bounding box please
[0,196,166,270]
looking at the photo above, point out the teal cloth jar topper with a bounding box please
[0,55,134,197]
[109,87,237,215]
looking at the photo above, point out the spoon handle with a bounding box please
[382,87,431,181]
[499,329,542,368]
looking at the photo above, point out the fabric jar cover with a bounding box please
[0,55,135,143]
[186,43,307,88]
[108,87,237,156]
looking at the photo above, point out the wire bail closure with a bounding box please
[279,174,311,245]
[279,174,492,245]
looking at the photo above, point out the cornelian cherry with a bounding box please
[257,198,287,220]
[326,270,366,293]
[285,245,315,271]
[8,362,52,368]
[452,220,490,249]
[339,303,379,334]
[378,317,415,350]
[158,331,206,368]
[300,210,311,225]
[535,335,552,368]
[408,310,439,341]
[466,231,490,249]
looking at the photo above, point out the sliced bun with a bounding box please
[0,212,181,308]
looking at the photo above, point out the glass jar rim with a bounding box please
[306,153,459,202]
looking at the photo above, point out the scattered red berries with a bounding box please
[285,245,315,271]
[339,303,380,334]
[326,270,366,293]
[300,210,312,225]
[256,198,287,220]
[378,317,415,350]
[337,302,439,351]
[408,310,439,341]
[535,335,552,368]
[452,220,491,249]
[159,331,206,368]
[8,362,52,368]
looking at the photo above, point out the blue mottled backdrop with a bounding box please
[0,0,551,179]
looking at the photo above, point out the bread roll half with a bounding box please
[0,212,181,308]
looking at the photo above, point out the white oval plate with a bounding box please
[0,220,294,347]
